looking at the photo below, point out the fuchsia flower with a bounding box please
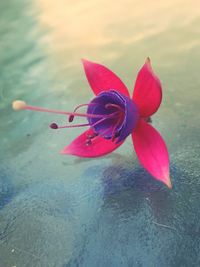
[12,58,171,188]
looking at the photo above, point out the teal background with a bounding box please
[0,0,200,266]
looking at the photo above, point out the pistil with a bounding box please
[12,100,117,120]
[69,103,97,122]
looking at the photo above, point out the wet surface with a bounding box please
[0,0,200,266]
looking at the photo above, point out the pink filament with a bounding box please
[52,117,109,130]
[73,103,96,113]
[105,103,124,113]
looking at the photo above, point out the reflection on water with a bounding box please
[1,0,200,266]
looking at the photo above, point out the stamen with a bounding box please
[86,125,115,145]
[50,116,108,130]
[69,103,96,122]
[73,103,96,113]
[50,123,90,129]
[105,103,124,113]
[87,113,124,144]
[111,113,124,142]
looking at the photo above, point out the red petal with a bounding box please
[132,119,171,188]
[61,128,124,158]
[82,59,130,97]
[132,58,162,117]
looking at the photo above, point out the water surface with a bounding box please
[0,0,200,266]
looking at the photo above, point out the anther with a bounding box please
[50,123,58,129]
[68,115,74,122]
[115,132,120,137]
[86,139,92,146]
[111,132,120,142]
[87,133,98,139]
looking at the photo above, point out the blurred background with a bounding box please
[0,0,200,266]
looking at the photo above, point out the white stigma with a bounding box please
[12,100,27,111]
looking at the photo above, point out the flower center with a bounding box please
[87,90,139,143]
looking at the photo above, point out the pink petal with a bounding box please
[61,128,124,158]
[132,119,171,188]
[132,58,162,118]
[82,59,130,97]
